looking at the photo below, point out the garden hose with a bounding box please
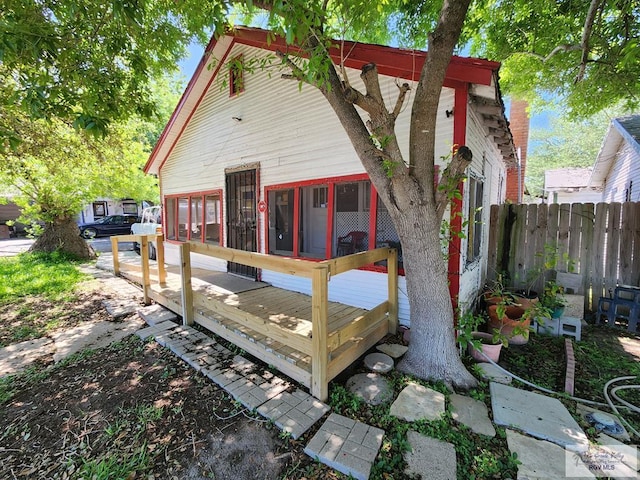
[603,377,640,439]
[475,349,640,440]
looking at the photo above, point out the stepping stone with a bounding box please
[506,429,595,479]
[137,304,177,325]
[390,382,445,422]
[346,373,393,406]
[491,382,589,452]
[477,363,512,384]
[363,352,394,373]
[404,431,456,480]
[102,299,140,319]
[596,434,639,474]
[304,413,383,480]
[376,343,408,359]
[449,394,496,437]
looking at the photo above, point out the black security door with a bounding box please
[226,169,257,278]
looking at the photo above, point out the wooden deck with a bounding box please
[111,234,398,401]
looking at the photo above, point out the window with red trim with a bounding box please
[164,192,222,244]
[266,176,404,271]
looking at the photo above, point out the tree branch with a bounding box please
[392,82,411,119]
[576,0,605,82]
[275,50,310,85]
[409,0,472,183]
[434,146,472,220]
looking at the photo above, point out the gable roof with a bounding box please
[590,114,640,187]
[145,26,512,174]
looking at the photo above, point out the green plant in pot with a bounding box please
[482,274,518,307]
[541,280,566,319]
[457,309,504,363]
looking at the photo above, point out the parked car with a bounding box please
[79,214,141,239]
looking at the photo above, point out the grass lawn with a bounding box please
[0,252,108,347]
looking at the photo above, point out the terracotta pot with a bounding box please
[487,304,531,345]
[468,332,502,363]
[512,294,539,311]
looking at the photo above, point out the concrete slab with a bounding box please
[491,382,589,452]
[363,352,394,373]
[376,343,408,359]
[137,304,177,325]
[390,382,445,422]
[0,337,55,376]
[304,413,383,480]
[51,318,144,363]
[404,431,456,480]
[477,363,512,384]
[597,434,639,474]
[506,429,595,479]
[346,373,394,406]
[449,393,496,437]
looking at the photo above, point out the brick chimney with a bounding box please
[506,99,530,203]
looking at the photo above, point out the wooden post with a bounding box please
[156,233,166,285]
[311,265,329,401]
[387,248,398,334]
[111,237,120,275]
[179,242,194,325]
[141,236,151,305]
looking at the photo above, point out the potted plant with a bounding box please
[457,310,503,363]
[482,275,517,307]
[487,303,532,345]
[541,280,566,319]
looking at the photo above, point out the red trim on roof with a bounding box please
[233,27,497,86]
[144,35,219,173]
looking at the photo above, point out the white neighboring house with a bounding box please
[589,114,640,202]
[543,167,603,204]
[143,27,516,326]
[78,198,146,224]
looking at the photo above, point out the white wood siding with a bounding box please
[458,108,507,308]
[603,142,640,202]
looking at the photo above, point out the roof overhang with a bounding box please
[589,123,623,187]
[145,26,508,174]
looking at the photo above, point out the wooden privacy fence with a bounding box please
[111,233,398,401]
[488,202,640,313]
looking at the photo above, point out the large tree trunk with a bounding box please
[392,203,477,389]
[30,217,96,260]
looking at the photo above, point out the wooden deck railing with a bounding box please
[111,234,398,400]
[111,234,167,305]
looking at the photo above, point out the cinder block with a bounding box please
[560,316,582,341]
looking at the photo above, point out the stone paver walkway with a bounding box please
[137,313,384,475]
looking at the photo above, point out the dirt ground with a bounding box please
[0,293,338,479]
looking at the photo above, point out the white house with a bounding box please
[144,27,516,326]
[543,167,603,204]
[589,115,640,202]
[78,198,146,224]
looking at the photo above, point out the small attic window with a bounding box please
[229,56,244,97]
